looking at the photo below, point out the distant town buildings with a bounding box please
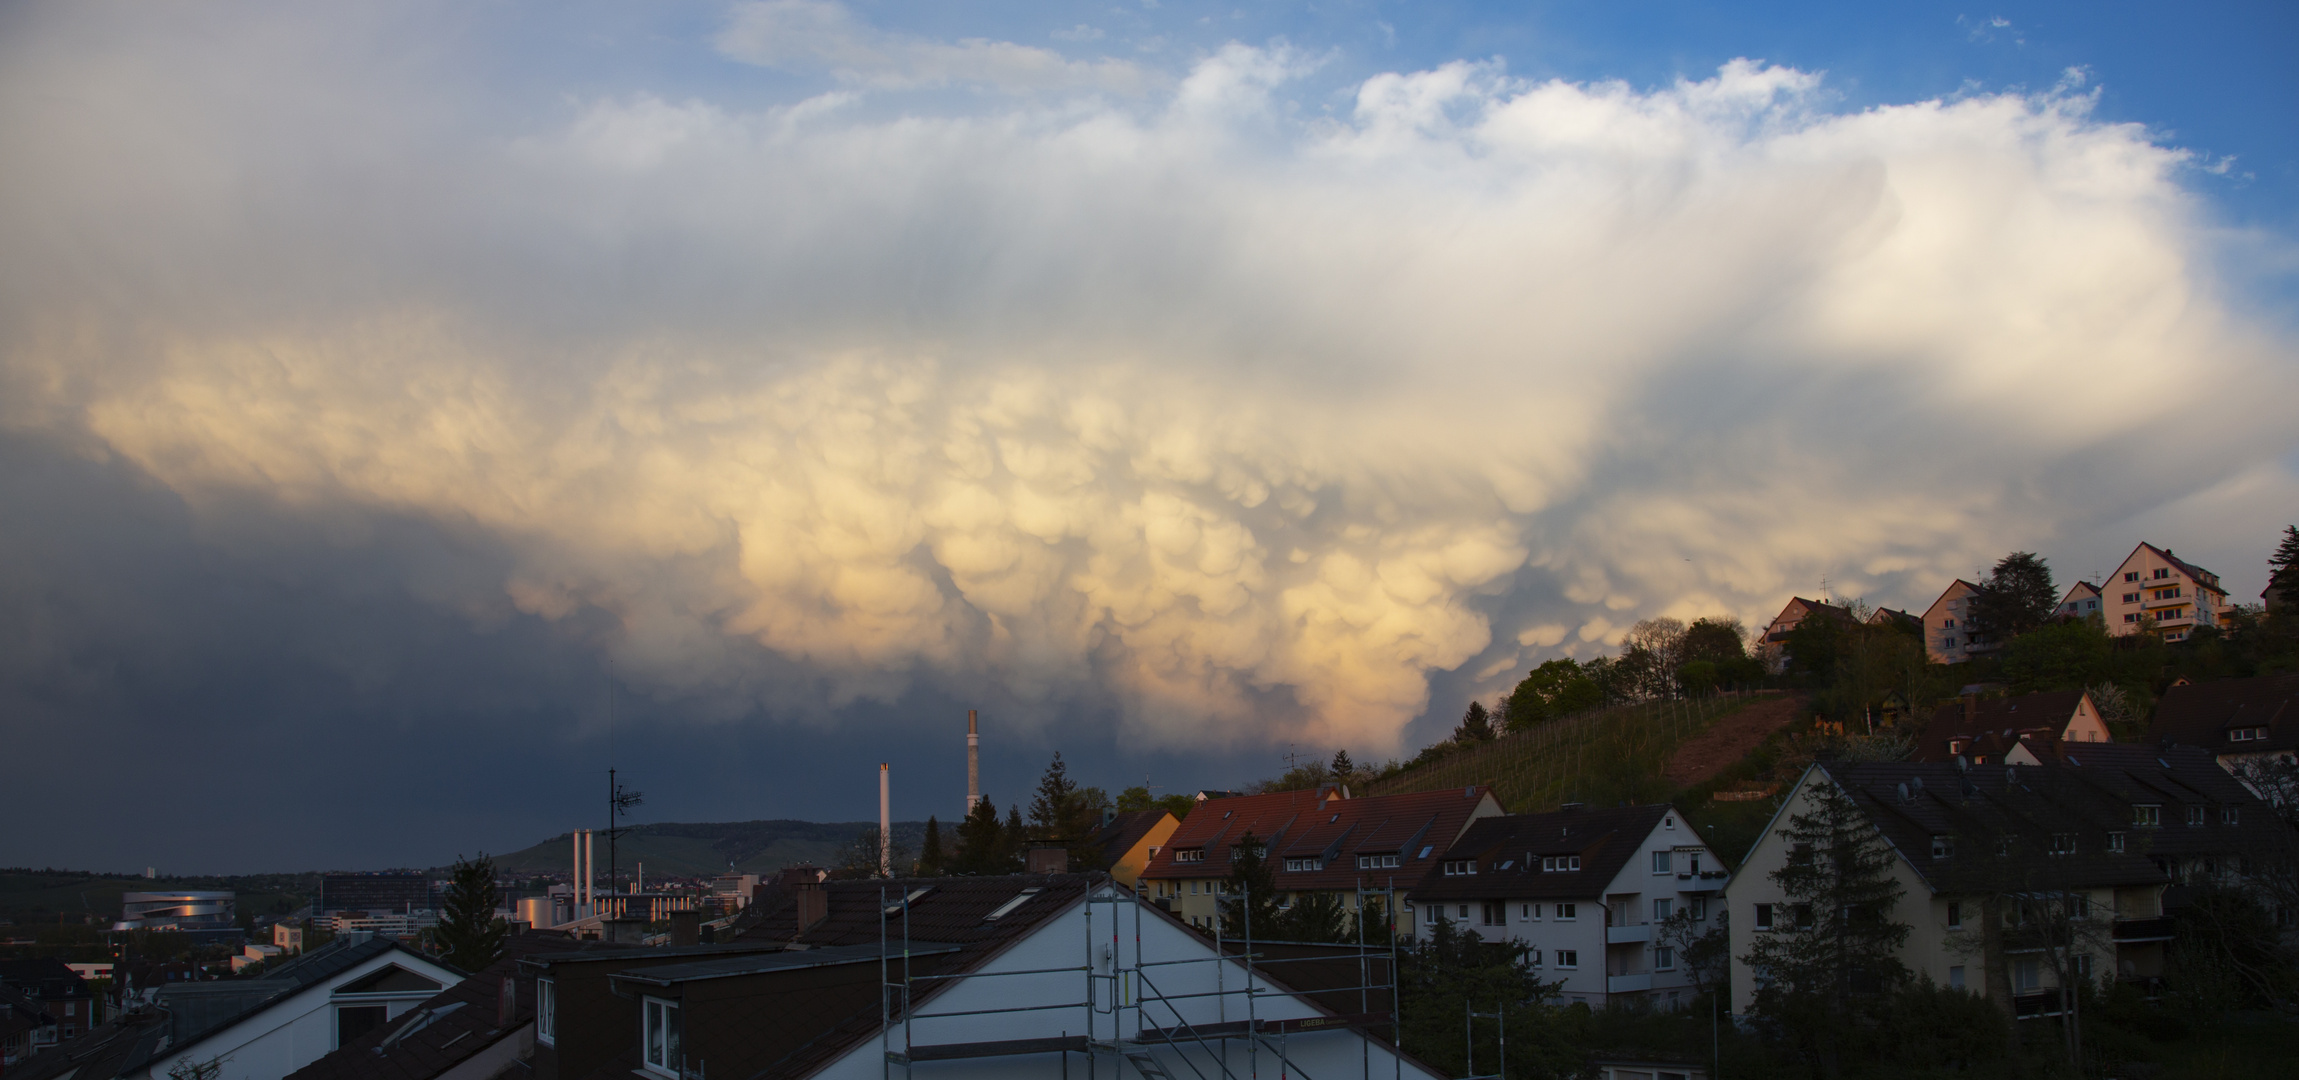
[1921,579,1987,665]
[112,892,234,933]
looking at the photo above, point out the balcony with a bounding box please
[1606,972,1654,994]
[1606,922,1652,944]
[2113,916,2176,943]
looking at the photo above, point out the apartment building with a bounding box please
[1408,804,1727,1009]
[1756,597,1854,673]
[1911,690,2114,764]
[2101,543,2230,642]
[1920,580,1986,664]
[2055,581,2104,621]
[1138,786,1503,937]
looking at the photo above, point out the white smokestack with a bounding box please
[967,709,980,815]
[572,830,581,910]
[585,829,595,909]
[879,763,892,877]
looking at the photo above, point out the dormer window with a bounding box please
[2049,833,2075,856]
[1283,858,1322,872]
[2134,805,2160,827]
[2222,805,2240,825]
[1355,853,1399,869]
[1931,836,1952,859]
[2109,832,2125,853]
[1175,848,1205,863]
[2186,806,2206,827]
[1441,860,1476,876]
[1540,855,1582,873]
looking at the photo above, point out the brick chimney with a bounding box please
[792,878,828,931]
[1025,846,1069,874]
[669,909,701,947]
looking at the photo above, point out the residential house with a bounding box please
[1727,747,2276,1019]
[1921,580,1986,665]
[1407,804,1727,1009]
[0,961,95,1043]
[2,1007,168,1080]
[1138,786,1505,938]
[2267,566,2294,613]
[128,935,464,1080]
[2,986,57,1066]
[511,869,1444,1080]
[1912,690,2115,764]
[2147,673,2299,770]
[1867,607,1922,635]
[282,932,580,1080]
[1086,809,1180,890]
[2101,543,2230,642]
[1757,597,1855,673]
[2055,581,2105,621]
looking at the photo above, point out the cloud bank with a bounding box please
[1,2,2291,760]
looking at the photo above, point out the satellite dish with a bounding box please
[1896,782,1910,803]
[1910,777,1924,792]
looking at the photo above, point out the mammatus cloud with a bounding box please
[0,4,2291,756]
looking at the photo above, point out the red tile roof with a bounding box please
[1913,690,2089,763]
[1139,786,1499,891]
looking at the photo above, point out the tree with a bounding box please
[1502,658,1603,730]
[1781,609,1851,685]
[949,794,1019,875]
[915,816,946,876]
[2000,617,2113,691]
[1968,551,2057,643]
[1115,785,1195,820]
[1741,776,1911,1078]
[1274,891,1351,943]
[433,854,505,972]
[2273,525,2299,607]
[1395,914,1562,1078]
[1028,752,1107,868]
[1682,616,1749,665]
[1656,905,1730,998]
[1329,749,1356,786]
[1453,701,1496,743]
[1216,831,1282,938]
[1623,617,1689,697]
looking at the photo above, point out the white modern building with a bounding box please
[1407,804,1728,1009]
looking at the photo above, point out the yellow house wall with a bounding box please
[1108,814,1181,890]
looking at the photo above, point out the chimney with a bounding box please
[967,710,981,815]
[879,763,892,878]
[1962,692,1978,725]
[498,974,517,1028]
[1025,846,1069,874]
[792,878,828,932]
[669,909,701,947]
[572,831,582,909]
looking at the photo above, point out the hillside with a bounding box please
[493,818,932,879]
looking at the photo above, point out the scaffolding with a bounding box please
[878,880,1408,1079]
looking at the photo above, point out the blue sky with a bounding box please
[1,0,2293,872]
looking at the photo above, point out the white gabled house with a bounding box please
[531,871,1444,1080]
[1407,804,1727,1009]
[134,936,463,1080]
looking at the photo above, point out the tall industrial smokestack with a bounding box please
[967,710,980,815]
[585,829,595,909]
[572,830,582,911]
[879,763,892,877]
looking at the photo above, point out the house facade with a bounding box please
[1911,690,2114,764]
[1727,748,2275,1019]
[1087,809,1180,890]
[1756,597,1854,673]
[1408,805,1726,1010]
[2055,581,2104,621]
[1138,786,1504,938]
[1921,580,1986,664]
[2102,543,2230,642]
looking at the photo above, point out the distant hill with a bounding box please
[494,819,931,879]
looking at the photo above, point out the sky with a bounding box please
[2,0,2294,874]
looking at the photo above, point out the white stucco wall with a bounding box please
[139,951,463,1080]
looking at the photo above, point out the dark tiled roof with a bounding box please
[1088,810,1171,865]
[2,1009,169,1080]
[2149,674,2299,756]
[1912,690,2087,763]
[1819,746,2276,896]
[1868,607,1923,632]
[1140,787,1497,892]
[1,985,53,1037]
[723,873,1101,1080]
[0,959,93,1001]
[1765,598,1854,642]
[1407,805,1679,902]
[283,932,571,1080]
[2142,543,2223,592]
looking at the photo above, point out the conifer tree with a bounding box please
[950,794,1017,875]
[1329,749,1355,785]
[1969,551,2057,642]
[2272,525,2299,607]
[916,816,945,876]
[1216,831,1282,938]
[1026,752,1107,868]
[1453,701,1496,743]
[433,854,505,972]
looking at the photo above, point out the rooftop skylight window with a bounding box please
[983,888,1041,922]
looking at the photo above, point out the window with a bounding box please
[1652,898,1672,922]
[1946,902,1962,930]
[2152,568,2170,580]
[1175,848,1205,863]
[1931,835,1953,859]
[2155,586,2182,599]
[2134,805,2160,827]
[1949,966,1965,991]
[1687,853,1702,875]
[1789,843,1813,866]
[1530,949,1542,967]
[2013,960,2041,993]
[536,978,556,1045]
[1457,904,1470,919]
[1690,898,1707,921]
[2187,805,2206,827]
[1556,903,1577,921]
[1481,902,1506,926]
[1442,860,1477,876]
[2049,833,2075,856]
[2124,572,2139,582]
[1521,903,1533,920]
[2108,832,2125,853]
[1665,816,1676,830]
[2223,805,2240,825]
[337,1005,388,1049]
[1754,903,1775,930]
[1554,950,1579,969]
[1540,855,1582,873]
[1356,853,1400,869]
[1943,617,1957,628]
[643,998,681,1075]
[1793,904,1814,930]
[2123,613,2139,623]
[1654,946,1676,971]
[1651,851,1672,874]
[2073,954,2093,978]
[1283,858,1321,872]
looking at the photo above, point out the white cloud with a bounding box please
[717,1,1149,94]
[0,6,2291,754]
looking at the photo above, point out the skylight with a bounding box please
[983,888,1042,921]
